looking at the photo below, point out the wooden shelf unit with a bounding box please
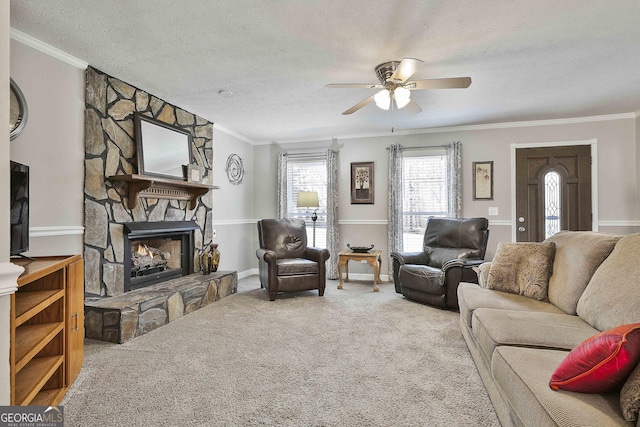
[10,255,85,406]
[110,174,219,209]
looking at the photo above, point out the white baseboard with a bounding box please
[238,268,259,279]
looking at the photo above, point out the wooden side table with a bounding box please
[337,249,383,292]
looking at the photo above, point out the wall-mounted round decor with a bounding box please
[9,78,29,141]
[225,154,245,185]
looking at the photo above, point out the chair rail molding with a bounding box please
[598,220,640,227]
[338,219,388,225]
[30,226,85,237]
[487,220,639,228]
[488,220,512,227]
[212,219,258,226]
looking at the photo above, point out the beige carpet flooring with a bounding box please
[62,276,499,426]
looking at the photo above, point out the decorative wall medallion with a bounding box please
[225,154,245,185]
[10,78,28,141]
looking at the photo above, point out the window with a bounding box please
[286,158,327,248]
[544,170,561,239]
[402,151,448,251]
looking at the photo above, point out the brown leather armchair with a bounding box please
[391,217,489,309]
[256,218,330,301]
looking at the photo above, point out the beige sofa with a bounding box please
[458,231,640,426]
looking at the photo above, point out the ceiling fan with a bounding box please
[326,58,471,116]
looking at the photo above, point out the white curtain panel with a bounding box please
[276,152,288,219]
[446,141,462,218]
[326,149,340,279]
[387,144,404,270]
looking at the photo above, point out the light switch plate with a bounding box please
[488,207,499,216]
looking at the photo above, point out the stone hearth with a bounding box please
[85,271,237,343]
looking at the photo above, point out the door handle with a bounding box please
[72,311,79,332]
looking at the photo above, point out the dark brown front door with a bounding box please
[515,145,592,242]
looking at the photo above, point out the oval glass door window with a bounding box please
[544,170,561,239]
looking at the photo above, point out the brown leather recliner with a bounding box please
[256,218,330,301]
[391,217,489,309]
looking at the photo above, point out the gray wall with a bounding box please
[254,117,640,276]
[1,3,12,404]
[211,127,257,276]
[1,6,8,258]
[10,39,85,256]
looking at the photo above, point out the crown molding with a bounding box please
[10,28,88,70]
[254,112,639,146]
[213,123,255,145]
[419,113,636,134]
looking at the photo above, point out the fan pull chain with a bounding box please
[391,92,396,133]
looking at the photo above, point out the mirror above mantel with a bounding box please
[134,112,192,180]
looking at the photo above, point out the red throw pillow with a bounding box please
[550,323,640,393]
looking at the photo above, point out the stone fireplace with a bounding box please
[83,67,237,343]
[84,66,214,298]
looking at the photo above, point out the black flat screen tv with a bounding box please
[10,161,29,256]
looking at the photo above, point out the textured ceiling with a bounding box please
[9,0,640,144]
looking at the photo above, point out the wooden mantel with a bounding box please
[109,174,219,209]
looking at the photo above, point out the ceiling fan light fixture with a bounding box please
[394,87,411,109]
[374,89,391,110]
[327,57,470,116]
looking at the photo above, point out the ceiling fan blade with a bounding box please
[389,58,425,84]
[326,83,382,89]
[407,77,472,90]
[342,94,376,115]
[402,99,422,116]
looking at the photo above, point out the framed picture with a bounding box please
[183,164,205,183]
[473,161,493,200]
[351,162,374,204]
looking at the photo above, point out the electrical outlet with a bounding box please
[488,207,499,216]
[212,229,217,238]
